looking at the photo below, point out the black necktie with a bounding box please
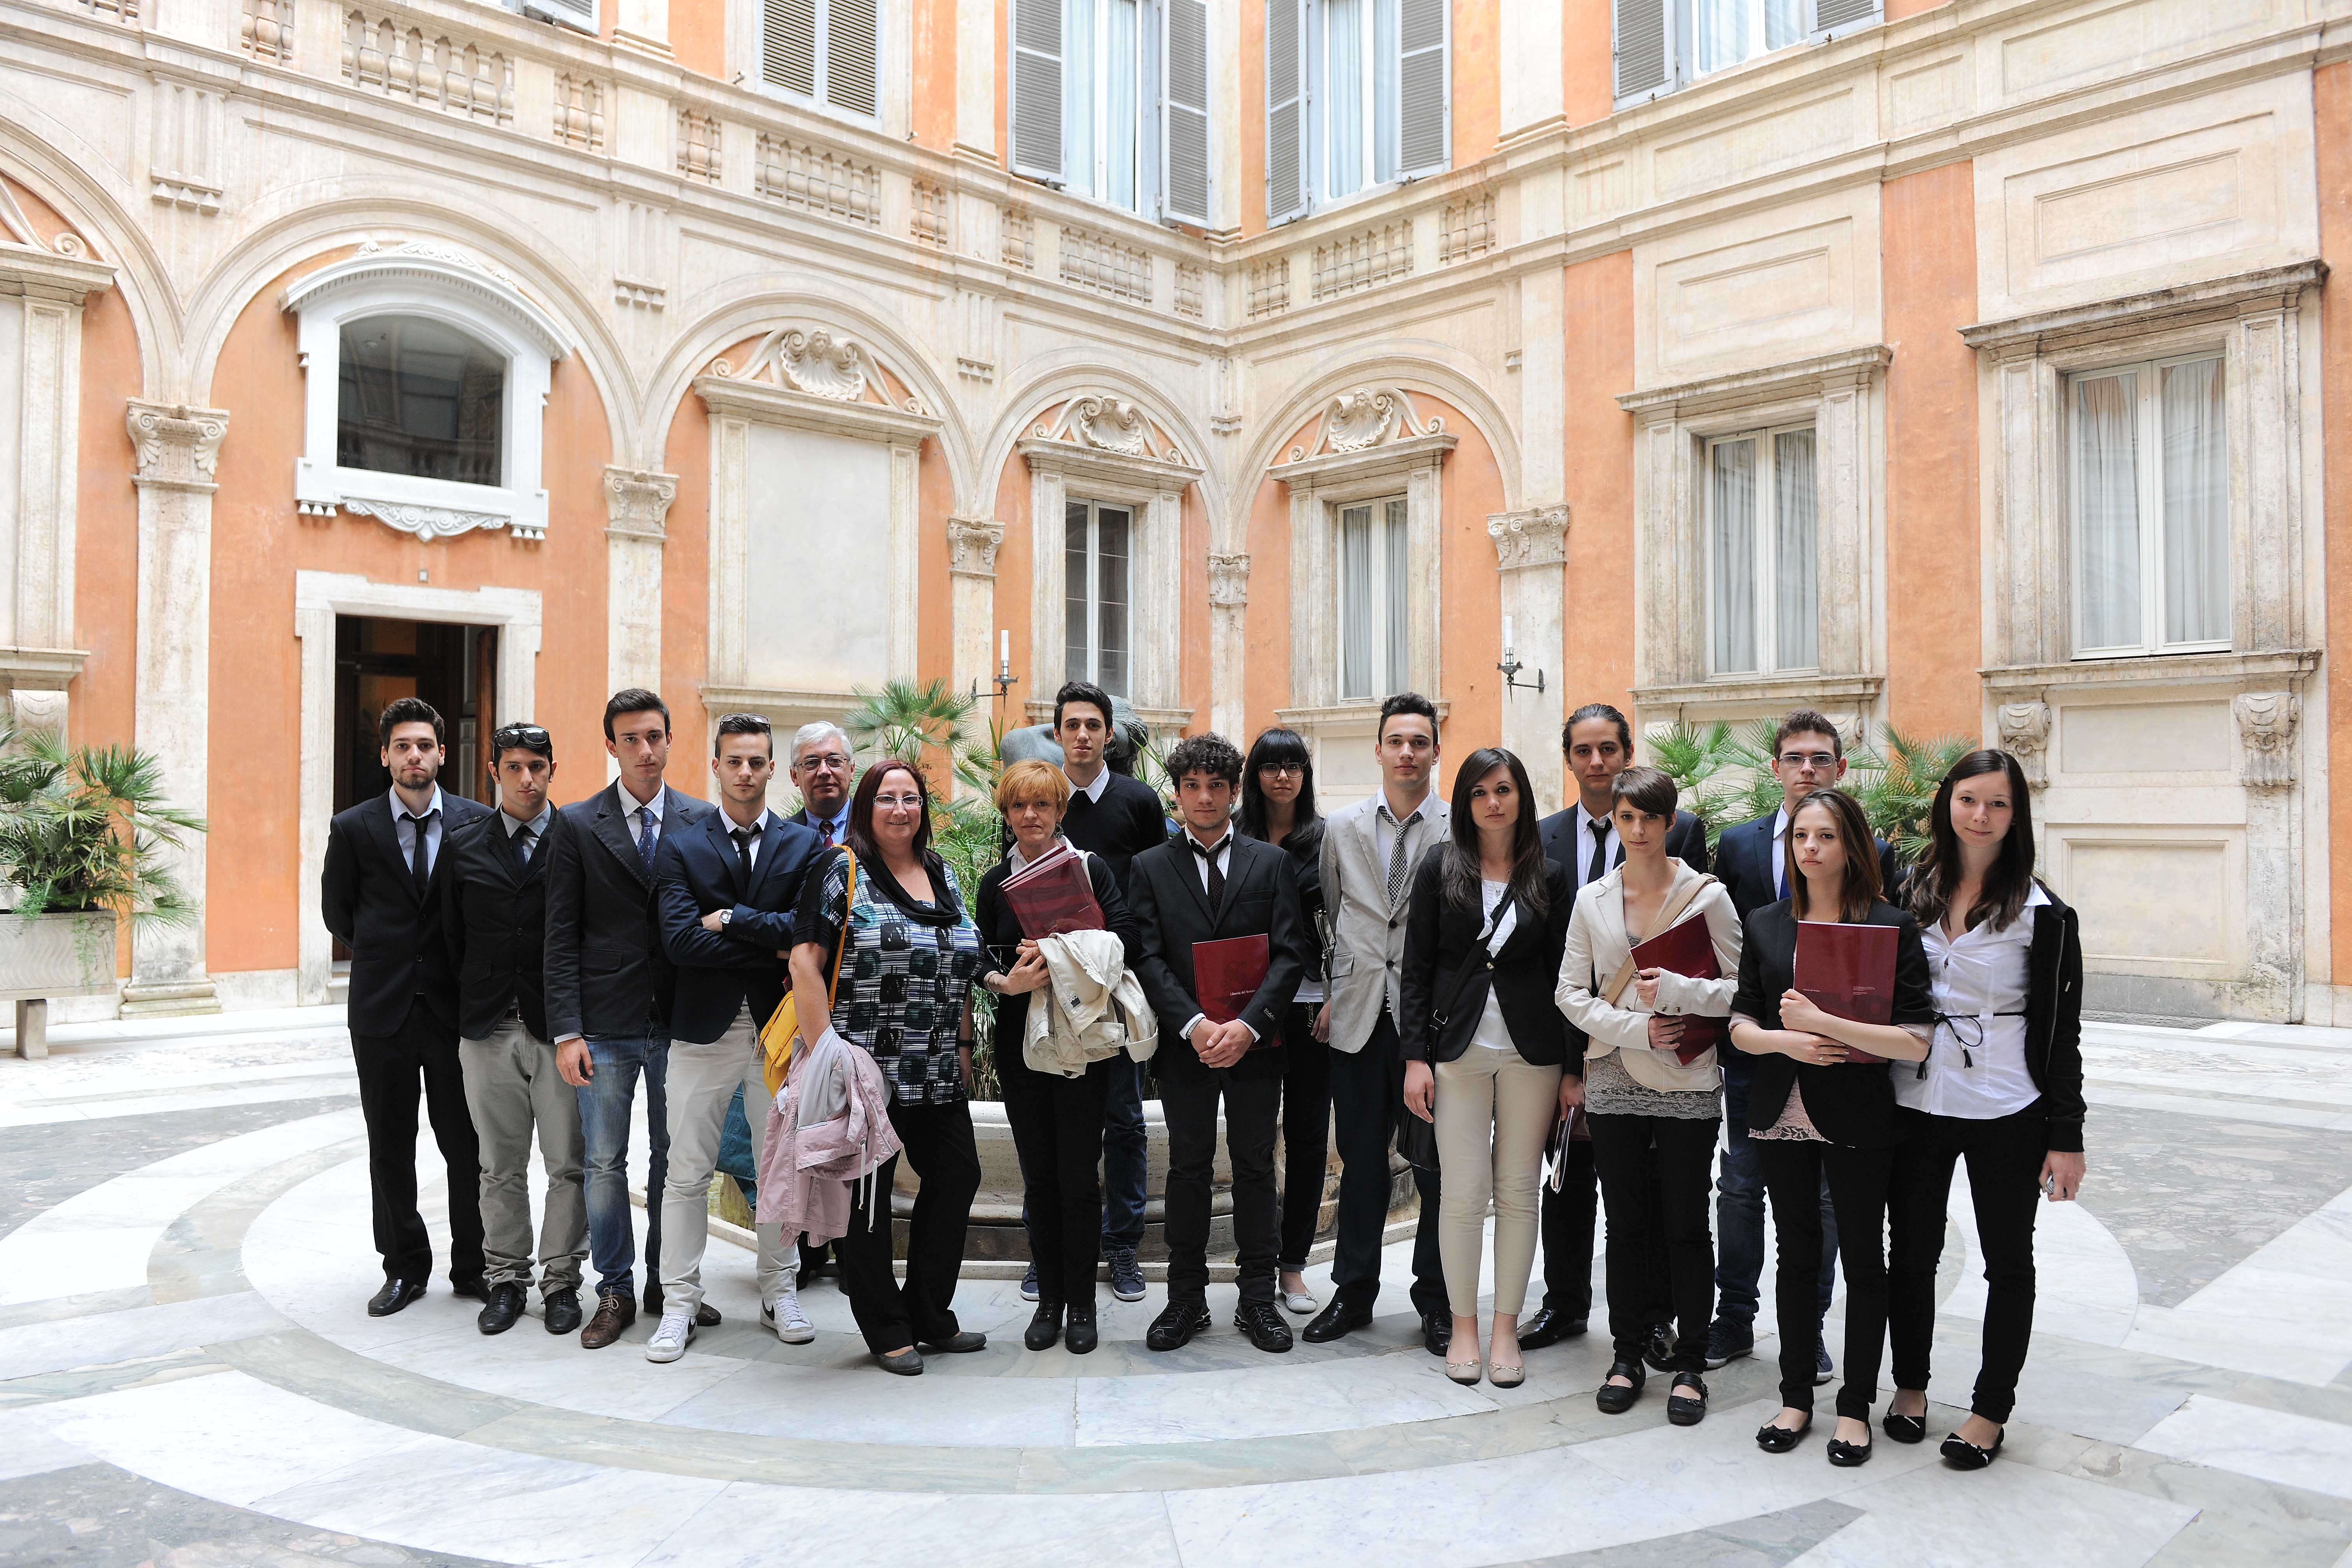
[635,808,658,873]
[1189,836,1225,917]
[407,809,438,904]
[732,825,756,896]
[1587,819,1610,887]
[511,824,534,875]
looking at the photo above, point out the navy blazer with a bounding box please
[653,807,824,1045]
[542,782,714,1042]
[1539,805,1709,886]
[322,789,494,1034]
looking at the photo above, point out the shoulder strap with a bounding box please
[825,851,859,1004]
[1430,892,1507,1029]
[1601,872,1717,1007]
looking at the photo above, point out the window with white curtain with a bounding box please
[1066,498,1132,696]
[1266,0,1445,220]
[1706,424,1818,677]
[1691,0,1804,75]
[1613,0,1879,104]
[1338,497,1409,699]
[1063,0,1142,209]
[1012,0,1207,222]
[2070,354,2229,656]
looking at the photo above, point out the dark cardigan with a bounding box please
[1396,849,1573,1068]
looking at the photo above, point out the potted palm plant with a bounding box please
[0,724,205,1057]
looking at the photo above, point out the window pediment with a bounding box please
[282,239,571,362]
[1272,385,1457,489]
[693,327,940,442]
[1015,394,1202,490]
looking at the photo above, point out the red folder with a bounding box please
[1193,933,1279,1051]
[1794,920,1898,1065]
[1627,915,1726,1066]
[1000,843,1105,937]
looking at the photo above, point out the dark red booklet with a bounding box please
[1194,933,1279,1051]
[1000,843,1104,937]
[1627,915,1726,1065]
[1794,920,1898,1065]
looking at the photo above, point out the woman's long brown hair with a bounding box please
[1904,749,2036,933]
[1440,747,1549,917]
[1786,788,1879,923]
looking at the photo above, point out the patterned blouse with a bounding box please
[798,850,984,1108]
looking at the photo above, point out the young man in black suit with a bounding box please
[442,722,584,1339]
[546,689,718,1347]
[1524,704,1707,1357]
[1050,681,1169,1306]
[1126,732,1307,1355]
[645,714,823,1363]
[321,697,494,1317]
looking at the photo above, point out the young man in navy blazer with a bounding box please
[321,697,494,1317]
[645,713,823,1363]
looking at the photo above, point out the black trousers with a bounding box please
[1327,1013,1445,1316]
[1889,1107,2047,1423]
[1589,1112,1718,1374]
[1161,1072,1281,1305]
[1277,1005,1333,1271]
[1000,1049,1115,1307]
[836,1098,981,1354]
[1539,1138,1674,1326]
[352,1001,484,1285]
[1759,1139,1894,1419]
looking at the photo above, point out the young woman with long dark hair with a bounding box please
[1398,748,1574,1386]
[1884,749,2086,1470]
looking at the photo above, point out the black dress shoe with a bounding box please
[1883,1410,1927,1444]
[1234,1301,1295,1353]
[1065,1305,1098,1356]
[1301,1301,1372,1343]
[1517,1306,1587,1351]
[917,1330,987,1354]
[1146,1299,1211,1352]
[1827,1434,1874,1467]
[1940,1428,2004,1470]
[451,1276,491,1305]
[543,1288,583,1336]
[1666,1372,1709,1426]
[1640,1321,1677,1373]
[1756,1415,1813,1453]
[477,1282,526,1335]
[1024,1302,1065,1351]
[1595,1358,1646,1415]
[1422,1310,1452,1358]
[695,1302,722,1328]
[368,1277,426,1317]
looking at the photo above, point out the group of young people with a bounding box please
[323,678,2085,1470]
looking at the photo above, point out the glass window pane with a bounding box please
[1709,439,1757,674]
[2161,358,2229,646]
[1340,503,1373,699]
[1065,500,1092,682]
[1096,506,1130,696]
[1694,0,1752,75]
[1774,429,1818,670]
[1372,0,1400,185]
[338,316,504,486]
[1764,0,1802,50]
[1063,0,1096,195]
[1326,0,1363,198]
[1105,0,1138,210]
[2074,372,2142,650]
[1384,498,1409,691]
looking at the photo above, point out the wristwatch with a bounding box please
[718,909,733,928]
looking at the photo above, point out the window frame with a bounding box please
[1703,418,1819,680]
[1334,493,1409,701]
[1064,494,1136,697]
[753,0,886,125]
[1613,0,1881,109]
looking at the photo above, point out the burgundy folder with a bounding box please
[999,843,1104,937]
[1193,933,1279,1051]
[1793,920,1898,1065]
[1627,915,1726,1066]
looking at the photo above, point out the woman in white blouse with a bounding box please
[1556,767,1741,1426]
[1884,749,2086,1471]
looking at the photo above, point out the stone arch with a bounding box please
[978,355,1230,530]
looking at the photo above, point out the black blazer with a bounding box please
[542,782,713,1043]
[974,850,1140,1050]
[1540,805,1709,886]
[1732,898,1934,1149]
[788,805,847,842]
[1060,770,1171,892]
[1717,809,1901,923]
[1397,850,1572,1067]
[440,810,552,1041]
[322,789,494,1034]
[1127,832,1306,1085]
[653,808,824,1045]
[1249,818,1328,986]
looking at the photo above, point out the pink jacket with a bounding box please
[755,1033,902,1246]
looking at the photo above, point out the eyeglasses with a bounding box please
[1778,751,1837,769]
[797,753,852,771]
[493,724,551,747]
[1259,762,1304,777]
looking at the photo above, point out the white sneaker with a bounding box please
[763,1291,816,1345]
[645,1309,696,1362]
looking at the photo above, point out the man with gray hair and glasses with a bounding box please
[787,721,855,848]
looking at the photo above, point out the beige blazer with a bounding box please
[1555,860,1741,1094]
[1318,788,1451,1055]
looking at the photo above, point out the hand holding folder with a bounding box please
[1792,920,1899,1065]
[1626,915,1726,1066]
[999,842,1105,938]
[1193,934,1278,1053]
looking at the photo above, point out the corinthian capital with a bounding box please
[126,399,228,488]
[1488,506,1569,570]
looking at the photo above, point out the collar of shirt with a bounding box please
[391,784,445,822]
[623,786,664,823]
[1066,767,1112,805]
[1575,800,1617,848]
[1927,880,2050,953]
[1006,833,1068,875]
[722,808,769,841]
[814,809,847,838]
[1374,793,1428,831]
[1770,805,1791,894]
[1185,828,1234,889]
[501,803,552,839]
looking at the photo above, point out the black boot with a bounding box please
[1024,1301,1065,1351]
[1065,1302,1098,1355]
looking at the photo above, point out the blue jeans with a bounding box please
[577,1033,668,1298]
[1099,1059,1149,1251]
[1716,1055,1838,1328]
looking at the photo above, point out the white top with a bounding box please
[719,808,772,873]
[1467,879,1519,1054]
[1770,805,1790,899]
[1896,883,2047,1119]
[1065,766,1112,804]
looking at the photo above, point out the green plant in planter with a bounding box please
[0,726,207,925]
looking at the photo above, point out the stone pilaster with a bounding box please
[946,516,1004,774]
[1489,506,1569,813]
[124,399,228,1017]
[1207,551,1250,740]
[603,467,676,706]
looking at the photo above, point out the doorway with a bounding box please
[332,615,497,815]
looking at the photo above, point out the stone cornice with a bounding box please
[0,244,114,305]
[1959,262,2328,354]
[1014,436,1204,491]
[695,373,940,444]
[1980,648,2322,696]
[1617,346,1892,419]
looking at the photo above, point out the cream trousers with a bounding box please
[1433,1049,1563,1319]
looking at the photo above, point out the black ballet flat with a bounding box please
[1827,1434,1873,1467]
[1666,1373,1708,1427]
[1941,1428,2004,1470]
[1882,1410,1927,1444]
[1755,1415,1812,1453]
[1594,1359,1645,1415]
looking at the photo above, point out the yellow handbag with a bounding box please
[759,850,856,1098]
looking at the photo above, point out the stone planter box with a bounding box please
[0,910,118,1059]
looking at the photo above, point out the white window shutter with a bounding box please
[1395,0,1447,179]
[1010,0,1064,182]
[527,0,598,34]
[826,0,880,117]
[1612,0,1672,103]
[762,0,819,96]
[1265,0,1306,223]
[1811,0,1880,33]
[1163,0,1211,225]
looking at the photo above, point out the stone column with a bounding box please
[1207,551,1250,740]
[603,467,676,702]
[124,399,228,1018]
[1489,506,1570,814]
[946,516,1004,781]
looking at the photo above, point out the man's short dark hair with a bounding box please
[1564,702,1633,757]
[489,721,554,766]
[1054,680,1114,733]
[1774,708,1844,761]
[1166,731,1243,788]
[603,688,670,742]
[1610,765,1677,819]
[378,696,445,751]
[714,712,773,759]
[1377,691,1438,743]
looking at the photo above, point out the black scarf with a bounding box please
[857,848,963,928]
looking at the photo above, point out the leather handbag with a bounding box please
[759,850,856,1098]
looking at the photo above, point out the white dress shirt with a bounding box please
[500,801,553,863]
[390,786,446,878]
[1771,805,1791,899]
[720,808,772,874]
[623,784,665,854]
[1897,884,2047,1119]
[1573,801,1620,887]
[1066,766,1113,805]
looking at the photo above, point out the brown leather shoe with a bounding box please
[580,1290,636,1349]
[642,1281,723,1329]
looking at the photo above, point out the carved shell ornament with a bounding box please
[1037,395,1175,461]
[705,328,932,415]
[1301,386,1445,458]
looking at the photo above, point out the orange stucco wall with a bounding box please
[2317,61,2352,984]
[1240,454,1292,734]
[1881,160,1981,742]
[1560,251,1636,723]
[1564,0,1613,129]
[671,0,727,80]
[1452,0,1500,165]
[913,0,957,152]
[1883,0,1950,19]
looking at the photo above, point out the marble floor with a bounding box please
[2,1009,2350,1567]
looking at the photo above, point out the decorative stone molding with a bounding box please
[6,688,68,737]
[149,76,227,215]
[1207,552,1251,609]
[946,516,1004,578]
[343,497,514,541]
[1288,386,1444,462]
[1488,506,1568,571]
[709,328,929,414]
[1996,701,2054,789]
[126,401,228,489]
[1032,395,1186,465]
[603,468,674,702]
[2233,692,2298,789]
[603,467,677,540]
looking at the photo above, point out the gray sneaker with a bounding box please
[1814,1328,1835,1386]
[1105,1244,1146,1302]
[1019,1263,1040,1302]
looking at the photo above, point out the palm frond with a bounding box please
[0,724,207,928]
[1849,724,1981,867]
